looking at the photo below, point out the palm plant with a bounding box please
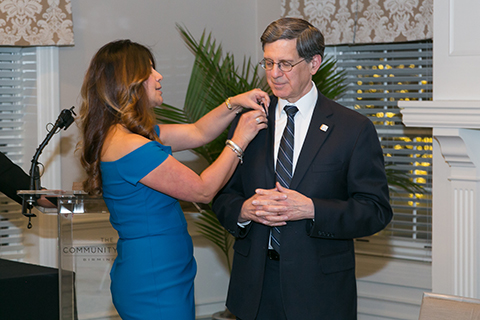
[154,25,423,275]
[154,24,348,274]
[155,25,269,164]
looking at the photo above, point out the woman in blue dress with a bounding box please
[78,40,269,319]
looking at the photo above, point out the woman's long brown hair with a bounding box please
[79,40,160,195]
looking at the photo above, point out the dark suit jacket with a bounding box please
[0,153,30,205]
[212,93,393,320]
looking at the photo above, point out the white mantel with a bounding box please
[399,0,480,300]
[400,101,480,129]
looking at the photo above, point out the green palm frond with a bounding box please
[313,56,348,100]
[154,103,189,124]
[385,165,425,194]
[176,24,269,163]
[178,25,269,113]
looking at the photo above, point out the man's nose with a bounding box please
[270,64,284,77]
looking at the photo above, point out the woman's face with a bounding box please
[143,66,163,107]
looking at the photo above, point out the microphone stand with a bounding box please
[22,106,77,228]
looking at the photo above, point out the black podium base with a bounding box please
[0,258,76,320]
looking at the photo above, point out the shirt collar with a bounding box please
[276,81,318,118]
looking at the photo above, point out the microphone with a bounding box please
[22,107,77,228]
[53,106,76,131]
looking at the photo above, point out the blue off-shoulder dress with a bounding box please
[100,140,197,320]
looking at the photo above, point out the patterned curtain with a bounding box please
[281,0,433,45]
[0,0,74,46]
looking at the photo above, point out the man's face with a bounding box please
[263,39,321,103]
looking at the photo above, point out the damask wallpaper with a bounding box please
[0,0,73,46]
[281,0,433,45]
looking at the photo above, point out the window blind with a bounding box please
[0,47,36,260]
[325,41,433,261]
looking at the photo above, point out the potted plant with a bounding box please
[154,25,422,319]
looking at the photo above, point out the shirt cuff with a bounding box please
[237,220,251,228]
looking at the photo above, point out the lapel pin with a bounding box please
[320,124,329,132]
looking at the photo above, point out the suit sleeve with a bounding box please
[0,153,31,205]
[308,119,393,240]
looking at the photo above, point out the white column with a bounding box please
[433,128,480,298]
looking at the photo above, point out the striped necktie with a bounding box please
[271,105,298,253]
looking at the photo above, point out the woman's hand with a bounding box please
[230,109,268,150]
[228,89,270,115]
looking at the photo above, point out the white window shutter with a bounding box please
[0,47,37,260]
[325,41,433,261]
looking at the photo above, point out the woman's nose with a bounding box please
[153,69,162,82]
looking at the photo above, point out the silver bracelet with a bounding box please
[226,139,244,164]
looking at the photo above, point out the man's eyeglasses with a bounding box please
[259,58,305,72]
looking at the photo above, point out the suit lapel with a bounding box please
[264,97,278,187]
[290,94,334,190]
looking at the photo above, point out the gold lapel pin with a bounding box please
[320,124,329,132]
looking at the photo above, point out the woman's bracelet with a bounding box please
[225,139,244,164]
[225,97,233,111]
[225,97,243,114]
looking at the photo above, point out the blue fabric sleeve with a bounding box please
[116,141,171,185]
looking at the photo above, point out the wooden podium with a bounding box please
[18,190,119,320]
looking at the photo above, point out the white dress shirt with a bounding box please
[238,82,318,229]
[274,82,318,173]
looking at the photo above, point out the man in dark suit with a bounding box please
[212,18,393,320]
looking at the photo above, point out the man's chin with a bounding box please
[271,88,287,100]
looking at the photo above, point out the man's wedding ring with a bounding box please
[256,117,261,124]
